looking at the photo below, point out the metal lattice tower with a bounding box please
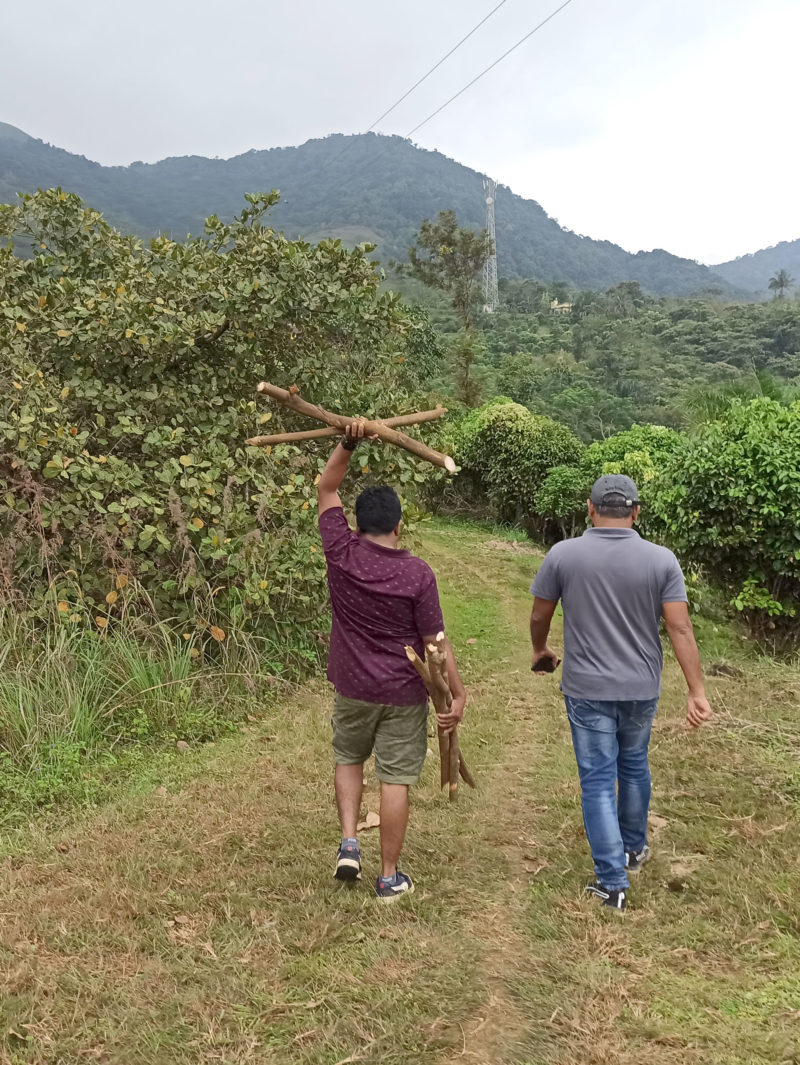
[482,177,499,313]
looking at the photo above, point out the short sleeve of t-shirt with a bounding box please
[661,552,688,603]
[413,571,444,638]
[318,506,356,564]
[530,549,562,601]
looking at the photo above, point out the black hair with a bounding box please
[355,485,402,534]
[595,503,637,519]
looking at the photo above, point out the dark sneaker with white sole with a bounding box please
[625,845,651,873]
[586,881,627,913]
[375,871,415,902]
[334,842,362,881]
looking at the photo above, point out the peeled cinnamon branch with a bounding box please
[405,636,475,798]
[255,381,457,473]
[448,729,460,802]
[427,634,459,803]
[458,751,476,788]
[247,407,447,447]
[405,645,433,690]
[439,732,451,790]
[406,643,451,790]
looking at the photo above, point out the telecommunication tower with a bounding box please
[482,177,499,313]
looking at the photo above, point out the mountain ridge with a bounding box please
[712,240,800,295]
[0,126,781,298]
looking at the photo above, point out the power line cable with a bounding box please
[313,0,515,184]
[404,0,577,138]
[366,0,513,131]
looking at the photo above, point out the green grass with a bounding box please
[0,613,289,825]
[1,519,799,1063]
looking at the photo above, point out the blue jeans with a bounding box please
[564,696,659,891]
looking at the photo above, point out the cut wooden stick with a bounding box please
[458,751,476,788]
[405,634,475,799]
[426,634,460,803]
[405,645,432,690]
[247,408,447,447]
[256,381,457,473]
[406,643,451,790]
[448,728,460,803]
[439,732,451,791]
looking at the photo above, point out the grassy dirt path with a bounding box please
[2,520,800,1064]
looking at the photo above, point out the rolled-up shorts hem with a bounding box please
[331,758,423,786]
[375,770,421,786]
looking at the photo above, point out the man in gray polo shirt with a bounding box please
[530,474,712,912]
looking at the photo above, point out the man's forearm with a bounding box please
[318,441,353,496]
[530,598,558,654]
[445,639,466,699]
[668,625,705,696]
[530,619,551,654]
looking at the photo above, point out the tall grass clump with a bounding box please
[0,604,293,819]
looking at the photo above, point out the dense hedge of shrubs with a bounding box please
[655,398,800,636]
[0,190,443,657]
[454,397,800,638]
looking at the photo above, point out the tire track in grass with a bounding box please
[424,525,553,1064]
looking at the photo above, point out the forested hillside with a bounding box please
[0,122,747,298]
[397,275,800,441]
[713,240,800,296]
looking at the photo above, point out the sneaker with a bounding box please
[334,841,362,881]
[375,871,415,902]
[585,881,627,913]
[625,845,651,873]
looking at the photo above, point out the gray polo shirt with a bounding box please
[531,528,687,701]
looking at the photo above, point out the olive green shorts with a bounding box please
[332,694,430,786]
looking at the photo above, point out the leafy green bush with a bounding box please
[536,424,683,539]
[452,398,583,530]
[582,424,683,482]
[0,189,441,652]
[534,465,588,538]
[653,398,800,639]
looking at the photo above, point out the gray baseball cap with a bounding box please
[590,474,639,508]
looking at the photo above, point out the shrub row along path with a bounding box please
[2,521,800,1065]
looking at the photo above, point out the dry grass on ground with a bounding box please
[1,520,799,1064]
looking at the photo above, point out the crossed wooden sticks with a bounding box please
[406,633,476,801]
[249,382,457,473]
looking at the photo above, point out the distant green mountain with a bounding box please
[0,123,749,298]
[711,240,800,297]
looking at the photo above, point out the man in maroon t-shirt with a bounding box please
[318,421,466,901]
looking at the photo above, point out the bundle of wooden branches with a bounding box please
[249,381,457,473]
[405,633,475,801]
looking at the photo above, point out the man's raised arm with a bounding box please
[317,421,370,514]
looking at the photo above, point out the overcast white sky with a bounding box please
[2,0,797,264]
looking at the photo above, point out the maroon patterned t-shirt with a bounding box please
[319,507,444,705]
